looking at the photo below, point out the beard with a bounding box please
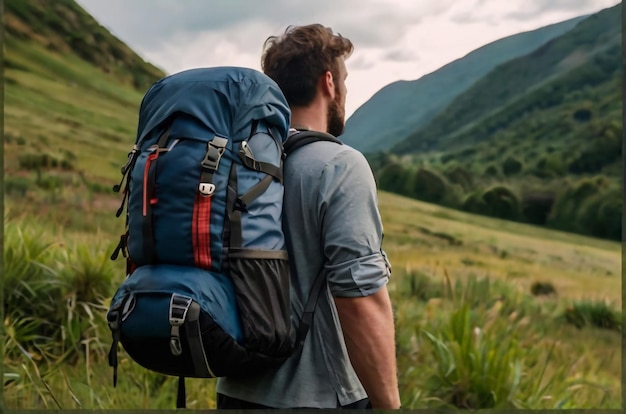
[327,93,345,137]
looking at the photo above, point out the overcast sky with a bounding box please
[76,0,620,118]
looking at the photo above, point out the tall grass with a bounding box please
[392,270,621,409]
[2,204,621,409]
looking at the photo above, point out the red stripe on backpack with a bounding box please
[192,193,212,269]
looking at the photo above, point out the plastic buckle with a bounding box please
[170,336,183,356]
[201,137,228,171]
[199,183,216,196]
[107,310,120,330]
[169,294,193,356]
[169,294,193,326]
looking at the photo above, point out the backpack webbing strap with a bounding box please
[177,377,186,409]
[141,128,171,264]
[199,137,228,196]
[185,302,215,377]
[221,165,238,274]
[228,174,274,249]
[191,137,228,269]
[106,309,122,387]
[238,146,283,183]
[295,271,327,349]
[192,192,213,270]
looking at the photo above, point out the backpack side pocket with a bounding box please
[227,248,294,358]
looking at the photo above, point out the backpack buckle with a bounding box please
[169,294,193,356]
[199,183,216,196]
[201,137,228,171]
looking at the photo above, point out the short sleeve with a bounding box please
[318,148,391,298]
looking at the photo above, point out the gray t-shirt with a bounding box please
[216,131,391,408]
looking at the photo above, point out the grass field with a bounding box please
[3,188,621,410]
[379,192,621,306]
[3,31,622,411]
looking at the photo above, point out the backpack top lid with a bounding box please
[136,66,291,144]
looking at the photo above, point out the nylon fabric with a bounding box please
[111,264,243,342]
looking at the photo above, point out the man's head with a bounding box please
[261,24,353,136]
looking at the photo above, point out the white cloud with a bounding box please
[76,0,621,117]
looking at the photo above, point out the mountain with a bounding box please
[4,0,166,188]
[365,4,622,242]
[392,3,621,155]
[339,14,588,154]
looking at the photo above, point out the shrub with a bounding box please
[502,156,523,176]
[444,165,473,191]
[410,167,450,204]
[530,281,557,296]
[481,186,521,221]
[484,164,499,177]
[521,192,555,226]
[575,187,621,240]
[563,300,621,332]
[548,177,619,239]
[18,153,76,171]
[377,162,411,195]
[532,155,566,178]
[461,191,487,215]
[572,108,592,122]
[4,176,32,197]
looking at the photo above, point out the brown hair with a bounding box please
[261,24,353,107]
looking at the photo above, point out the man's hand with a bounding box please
[334,285,401,409]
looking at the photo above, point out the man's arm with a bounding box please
[318,149,400,408]
[334,285,401,409]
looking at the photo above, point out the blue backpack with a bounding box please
[106,67,340,408]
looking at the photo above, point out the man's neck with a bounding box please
[290,103,327,133]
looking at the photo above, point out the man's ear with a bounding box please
[320,70,336,100]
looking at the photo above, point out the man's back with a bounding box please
[217,23,400,410]
[216,136,390,408]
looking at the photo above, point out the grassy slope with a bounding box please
[2,1,621,410]
[4,37,145,183]
[379,192,620,305]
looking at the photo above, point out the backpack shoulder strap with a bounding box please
[284,128,342,350]
[284,129,342,154]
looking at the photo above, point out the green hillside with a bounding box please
[4,0,166,213]
[369,4,622,242]
[5,0,165,91]
[393,3,621,154]
[340,15,587,153]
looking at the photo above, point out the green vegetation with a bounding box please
[394,4,621,154]
[2,0,620,410]
[362,5,623,242]
[4,0,164,92]
[4,193,621,409]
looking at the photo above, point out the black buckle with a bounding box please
[201,137,228,171]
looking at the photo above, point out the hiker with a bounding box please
[216,24,401,410]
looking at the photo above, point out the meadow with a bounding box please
[3,187,621,410]
[2,21,622,410]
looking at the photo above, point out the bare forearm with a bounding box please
[334,286,400,409]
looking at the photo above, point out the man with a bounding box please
[216,24,401,410]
